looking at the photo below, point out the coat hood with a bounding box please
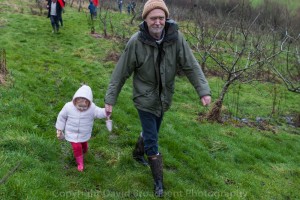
[73,85,93,103]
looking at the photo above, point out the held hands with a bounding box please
[201,95,211,106]
[56,130,64,140]
[105,104,113,118]
[105,104,113,132]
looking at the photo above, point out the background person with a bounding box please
[46,0,63,33]
[130,1,136,15]
[57,0,65,27]
[88,0,97,20]
[127,2,131,15]
[117,0,123,13]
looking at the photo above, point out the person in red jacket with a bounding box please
[58,0,65,27]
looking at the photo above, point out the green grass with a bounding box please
[250,0,300,10]
[0,0,300,199]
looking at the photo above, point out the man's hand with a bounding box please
[201,95,211,106]
[105,104,113,118]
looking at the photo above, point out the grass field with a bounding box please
[0,0,300,199]
[251,0,300,10]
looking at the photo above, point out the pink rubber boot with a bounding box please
[82,142,88,155]
[75,155,84,172]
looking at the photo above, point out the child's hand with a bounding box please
[56,130,64,140]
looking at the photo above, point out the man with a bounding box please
[104,0,211,197]
[46,0,63,33]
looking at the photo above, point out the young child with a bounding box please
[55,85,107,171]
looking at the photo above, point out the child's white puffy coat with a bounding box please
[55,85,106,143]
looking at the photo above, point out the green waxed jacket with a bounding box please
[105,19,211,117]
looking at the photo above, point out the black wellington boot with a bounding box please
[148,154,164,198]
[132,136,149,166]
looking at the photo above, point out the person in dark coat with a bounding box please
[104,0,211,197]
[127,2,131,15]
[46,0,63,33]
[88,0,97,20]
[130,1,136,15]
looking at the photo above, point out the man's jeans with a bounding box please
[137,109,163,157]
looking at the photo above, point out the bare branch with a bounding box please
[207,53,229,73]
[0,162,21,185]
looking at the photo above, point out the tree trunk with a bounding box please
[130,12,137,25]
[78,0,82,12]
[206,80,231,122]
[100,10,108,38]
[201,52,207,73]
[0,49,7,76]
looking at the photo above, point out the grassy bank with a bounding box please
[0,0,299,199]
[251,0,300,10]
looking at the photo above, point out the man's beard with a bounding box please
[149,26,164,37]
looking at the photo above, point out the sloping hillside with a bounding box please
[0,0,299,199]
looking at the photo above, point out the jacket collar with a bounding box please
[138,19,178,47]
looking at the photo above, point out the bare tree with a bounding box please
[77,0,83,12]
[69,0,84,11]
[70,0,74,7]
[0,49,7,84]
[98,5,110,38]
[186,1,290,122]
[208,21,289,121]
[262,3,300,94]
[36,0,45,15]
[270,32,300,93]
[129,1,144,25]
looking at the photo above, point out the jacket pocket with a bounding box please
[133,89,159,108]
[164,83,175,108]
[166,82,175,94]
